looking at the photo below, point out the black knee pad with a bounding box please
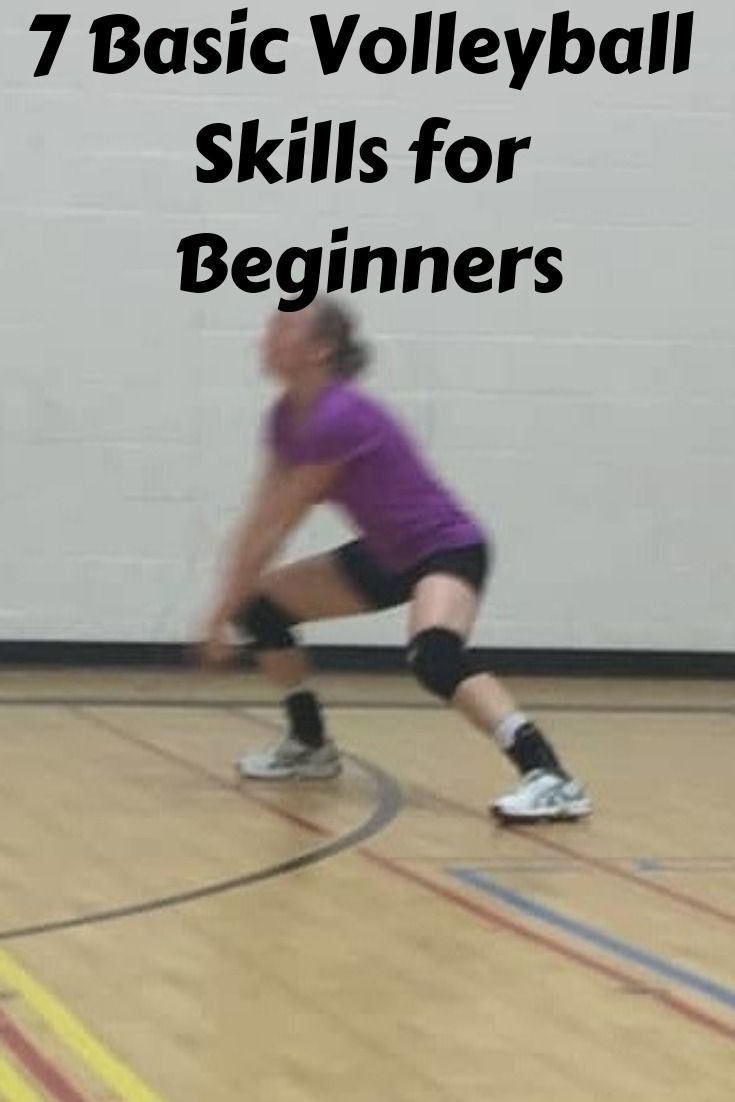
[407,628,473,701]
[234,596,298,650]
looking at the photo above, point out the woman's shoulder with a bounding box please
[302,381,391,461]
[319,380,388,426]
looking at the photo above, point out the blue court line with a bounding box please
[455,858,735,876]
[450,868,735,1014]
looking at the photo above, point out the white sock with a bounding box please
[284,680,314,701]
[494,711,529,751]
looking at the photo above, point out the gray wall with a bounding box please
[2,1,733,649]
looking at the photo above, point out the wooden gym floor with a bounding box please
[0,668,733,1101]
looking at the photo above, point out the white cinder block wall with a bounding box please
[2,1,733,649]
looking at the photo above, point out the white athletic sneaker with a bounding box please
[238,735,342,781]
[491,769,592,823]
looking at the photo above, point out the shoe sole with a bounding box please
[491,799,592,824]
[236,761,343,782]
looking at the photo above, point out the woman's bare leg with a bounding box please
[408,575,567,774]
[408,575,519,731]
[249,551,369,688]
[236,552,369,776]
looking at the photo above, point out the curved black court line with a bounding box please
[0,752,402,943]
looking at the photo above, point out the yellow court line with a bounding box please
[0,1055,45,1102]
[0,949,168,1102]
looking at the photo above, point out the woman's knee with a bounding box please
[232,591,301,650]
[406,627,477,700]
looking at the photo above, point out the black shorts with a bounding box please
[333,540,491,612]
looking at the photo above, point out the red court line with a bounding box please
[242,708,735,927]
[243,793,332,838]
[511,830,735,927]
[413,786,735,928]
[357,850,735,1044]
[0,1009,92,1102]
[245,787,735,1043]
[81,711,334,842]
[236,711,735,981]
[97,711,735,1044]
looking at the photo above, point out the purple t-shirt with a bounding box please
[267,380,485,571]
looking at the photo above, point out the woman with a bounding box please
[202,298,591,822]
